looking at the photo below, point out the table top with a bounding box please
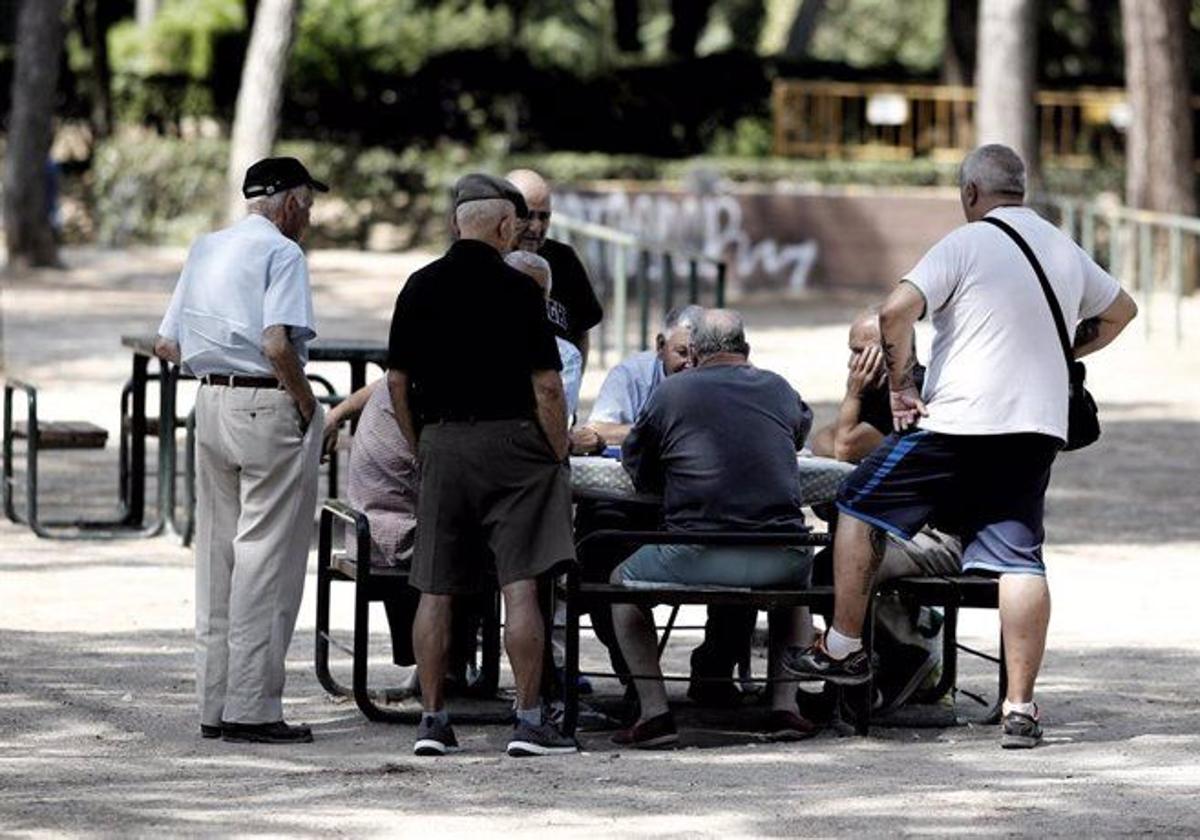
[569,454,854,507]
[121,334,387,364]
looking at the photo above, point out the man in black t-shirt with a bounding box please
[387,173,577,759]
[506,169,604,369]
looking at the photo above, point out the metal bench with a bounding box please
[314,499,506,724]
[2,379,126,538]
[560,529,1006,738]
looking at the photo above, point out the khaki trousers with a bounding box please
[193,384,322,725]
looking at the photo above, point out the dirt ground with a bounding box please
[1,246,1199,838]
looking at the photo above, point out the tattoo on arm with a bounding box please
[860,527,887,596]
[881,338,915,390]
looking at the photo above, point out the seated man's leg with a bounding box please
[689,605,757,706]
[609,546,675,726]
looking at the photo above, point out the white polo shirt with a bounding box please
[905,205,1121,441]
[159,214,316,377]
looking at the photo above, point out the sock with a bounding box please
[516,706,543,727]
[824,627,863,660]
[1003,700,1037,717]
[422,709,450,727]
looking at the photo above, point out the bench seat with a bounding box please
[12,420,108,449]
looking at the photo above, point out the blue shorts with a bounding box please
[837,431,1061,576]
[617,544,813,589]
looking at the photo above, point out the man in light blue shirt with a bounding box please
[155,157,328,746]
[584,305,704,445]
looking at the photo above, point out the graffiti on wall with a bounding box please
[557,190,820,294]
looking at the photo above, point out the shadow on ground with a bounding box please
[1,626,1197,836]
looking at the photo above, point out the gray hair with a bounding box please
[505,250,552,292]
[959,144,1026,197]
[455,198,514,236]
[692,308,749,358]
[247,184,310,217]
[664,304,705,334]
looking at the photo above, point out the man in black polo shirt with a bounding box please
[506,169,603,369]
[386,173,577,758]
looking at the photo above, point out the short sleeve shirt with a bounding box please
[539,238,603,345]
[556,337,583,424]
[622,363,812,533]
[388,239,562,423]
[587,350,664,425]
[904,206,1121,440]
[158,214,315,376]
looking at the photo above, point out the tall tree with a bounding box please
[76,0,115,139]
[942,0,977,86]
[667,0,714,58]
[781,0,825,59]
[974,0,1038,183]
[4,0,66,270]
[614,0,641,53]
[1121,0,1195,216]
[225,0,299,222]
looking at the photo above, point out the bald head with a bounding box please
[506,168,552,252]
[848,307,881,349]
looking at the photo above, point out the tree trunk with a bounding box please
[4,0,66,271]
[667,0,713,59]
[136,0,158,31]
[614,0,641,53]
[77,0,113,139]
[1121,0,1195,215]
[781,0,825,59]
[225,0,299,223]
[942,0,977,86]
[974,0,1039,185]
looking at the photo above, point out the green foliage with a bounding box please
[808,0,946,74]
[109,0,245,79]
[707,116,775,158]
[84,134,1123,248]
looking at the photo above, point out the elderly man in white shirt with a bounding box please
[784,144,1138,749]
[155,157,328,745]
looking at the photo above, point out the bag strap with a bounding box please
[980,215,1075,372]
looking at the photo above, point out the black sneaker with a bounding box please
[413,716,459,756]
[221,720,313,744]
[781,635,872,686]
[200,723,222,739]
[1001,708,1043,749]
[506,719,578,757]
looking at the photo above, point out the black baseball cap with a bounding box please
[452,173,528,218]
[242,157,329,199]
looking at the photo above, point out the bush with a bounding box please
[82,134,1126,248]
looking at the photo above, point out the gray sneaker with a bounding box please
[413,716,459,756]
[1000,709,1043,749]
[506,719,578,757]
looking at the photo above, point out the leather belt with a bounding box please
[201,374,282,389]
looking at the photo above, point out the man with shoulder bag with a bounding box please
[783,144,1138,748]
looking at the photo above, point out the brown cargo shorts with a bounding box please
[410,418,576,594]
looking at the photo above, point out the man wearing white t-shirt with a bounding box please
[784,144,1138,748]
[155,157,328,744]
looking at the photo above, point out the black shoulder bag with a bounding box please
[981,216,1100,451]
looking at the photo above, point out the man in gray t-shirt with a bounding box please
[610,310,819,747]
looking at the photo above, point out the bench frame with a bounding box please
[560,528,1007,738]
[3,379,150,539]
[314,499,509,724]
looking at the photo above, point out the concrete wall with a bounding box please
[557,184,965,297]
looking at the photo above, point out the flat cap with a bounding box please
[243,157,329,199]
[452,173,528,218]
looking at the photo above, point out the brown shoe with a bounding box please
[612,711,678,749]
[763,709,820,742]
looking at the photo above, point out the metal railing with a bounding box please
[1035,194,1198,345]
[550,215,727,367]
[773,80,1151,165]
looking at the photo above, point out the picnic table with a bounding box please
[119,334,387,538]
[569,453,853,506]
